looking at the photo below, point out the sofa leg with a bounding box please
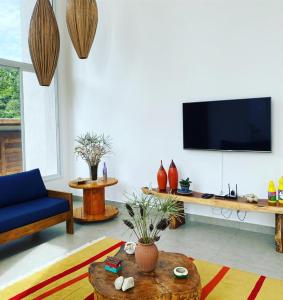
[66,218,74,234]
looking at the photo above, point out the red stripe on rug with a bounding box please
[32,273,88,300]
[247,275,266,300]
[33,256,197,299]
[85,293,95,300]
[200,266,230,300]
[9,241,125,300]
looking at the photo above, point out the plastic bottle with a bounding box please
[268,180,277,206]
[103,162,107,181]
[278,177,283,206]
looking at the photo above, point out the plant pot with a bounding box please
[89,164,98,181]
[135,240,159,272]
[180,184,190,192]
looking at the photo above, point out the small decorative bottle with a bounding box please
[103,162,107,181]
[268,180,277,206]
[278,177,283,207]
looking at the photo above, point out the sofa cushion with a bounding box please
[0,169,48,208]
[0,197,69,233]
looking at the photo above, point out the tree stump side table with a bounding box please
[69,177,118,222]
[89,250,202,300]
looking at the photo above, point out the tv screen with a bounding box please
[183,98,271,152]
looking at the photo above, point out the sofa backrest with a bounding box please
[0,169,48,208]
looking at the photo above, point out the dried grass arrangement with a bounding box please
[123,193,184,244]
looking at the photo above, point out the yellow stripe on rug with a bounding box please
[0,237,123,300]
[256,277,283,300]
[1,237,283,300]
[202,264,262,300]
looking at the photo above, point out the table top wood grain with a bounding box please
[69,177,118,190]
[89,249,202,300]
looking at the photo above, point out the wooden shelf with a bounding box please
[142,187,283,253]
[142,187,283,215]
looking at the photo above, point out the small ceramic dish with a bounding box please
[124,242,136,255]
[177,189,193,195]
[173,267,189,279]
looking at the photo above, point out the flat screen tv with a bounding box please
[183,97,271,152]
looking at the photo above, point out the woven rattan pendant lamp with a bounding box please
[29,0,60,86]
[66,0,98,59]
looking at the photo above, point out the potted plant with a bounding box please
[74,133,111,181]
[123,193,183,272]
[179,178,192,192]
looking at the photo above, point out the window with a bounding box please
[0,66,21,175]
[0,0,59,178]
[0,0,37,63]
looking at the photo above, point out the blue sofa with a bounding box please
[0,169,74,244]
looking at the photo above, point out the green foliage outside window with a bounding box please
[0,67,20,118]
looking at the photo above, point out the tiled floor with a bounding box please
[0,201,282,288]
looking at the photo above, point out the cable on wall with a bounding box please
[220,208,233,219]
[237,210,247,222]
[220,152,224,195]
[213,152,249,222]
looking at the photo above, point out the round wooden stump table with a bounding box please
[89,250,202,300]
[69,177,118,222]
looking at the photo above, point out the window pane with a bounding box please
[23,71,58,177]
[0,0,38,63]
[0,66,23,175]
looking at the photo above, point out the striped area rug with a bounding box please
[0,237,282,300]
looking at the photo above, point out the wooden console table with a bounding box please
[142,187,283,253]
[69,178,119,222]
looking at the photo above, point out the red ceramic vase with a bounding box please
[168,160,178,192]
[157,160,167,192]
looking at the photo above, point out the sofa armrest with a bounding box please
[47,190,73,212]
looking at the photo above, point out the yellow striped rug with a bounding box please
[0,237,282,300]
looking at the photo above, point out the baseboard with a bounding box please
[73,196,274,235]
[187,214,274,235]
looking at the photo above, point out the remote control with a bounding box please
[205,194,214,199]
[202,193,214,199]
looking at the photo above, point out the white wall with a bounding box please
[56,0,283,227]
[23,73,58,177]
